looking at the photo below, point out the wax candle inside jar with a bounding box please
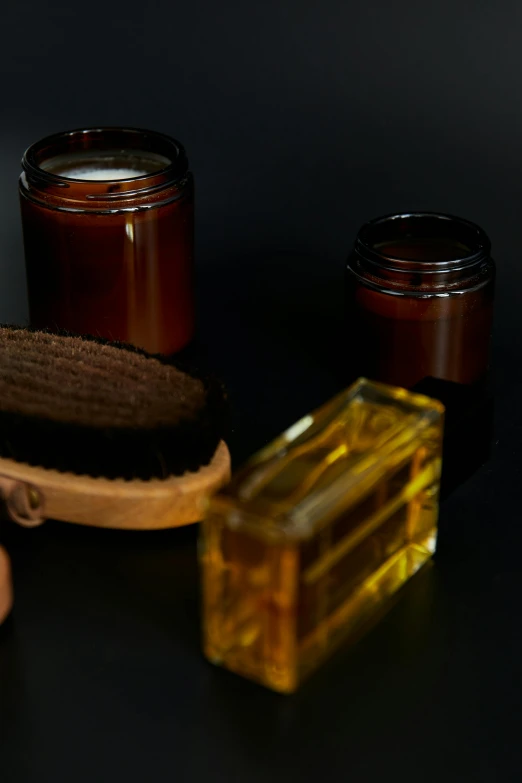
[40,149,170,181]
[52,166,149,180]
[20,129,195,355]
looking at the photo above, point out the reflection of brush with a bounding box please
[0,326,230,530]
[0,546,12,625]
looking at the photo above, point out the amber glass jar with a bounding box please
[346,212,495,389]
[20,127,194,355]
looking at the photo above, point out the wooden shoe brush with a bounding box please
[0,326,230,530]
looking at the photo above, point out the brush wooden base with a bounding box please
[0,546,13,625]
[0,441,230,530]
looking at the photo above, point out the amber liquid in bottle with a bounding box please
[201,380,444,693]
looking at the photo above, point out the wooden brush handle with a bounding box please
[0,441,230,531]
[0,546,13,625]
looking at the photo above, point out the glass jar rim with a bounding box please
[354,212,491,274]
[21,126,188,188]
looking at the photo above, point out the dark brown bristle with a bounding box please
[0,328,206,428]
[0,326,227,481]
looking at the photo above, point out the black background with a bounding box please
[1,2,522,781]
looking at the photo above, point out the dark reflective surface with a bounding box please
[0,249,519,782]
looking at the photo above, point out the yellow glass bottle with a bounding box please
[200,379,444,693]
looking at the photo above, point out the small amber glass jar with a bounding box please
[346,212,496,389]
[20,127,194,355]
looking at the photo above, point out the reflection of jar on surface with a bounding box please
[20,127,194,356]
[346,213,496,389]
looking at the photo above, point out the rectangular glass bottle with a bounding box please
[200,379,444,693]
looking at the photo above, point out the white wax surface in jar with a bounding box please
[63,167,150,181]
[41,150,171,181]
